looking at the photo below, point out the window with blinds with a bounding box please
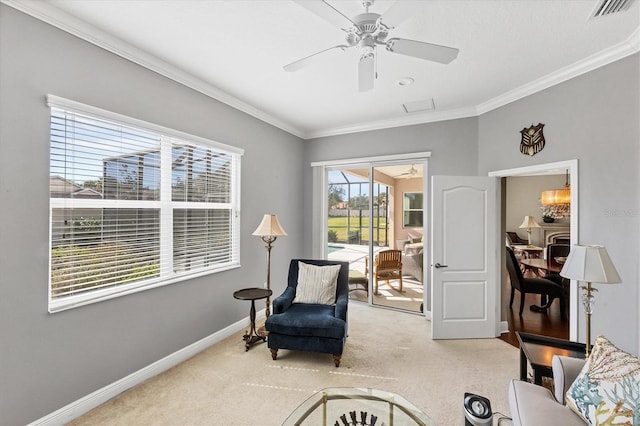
[48,96,242,312]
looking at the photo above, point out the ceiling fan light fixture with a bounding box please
[345,31,360,46]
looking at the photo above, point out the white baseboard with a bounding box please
[29,311,263,426]
[500,320,509,334]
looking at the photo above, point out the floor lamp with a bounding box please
[560,245,621,357]
[253,214,287,319]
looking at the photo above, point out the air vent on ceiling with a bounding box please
[403,98,435,114]
[590,0,636,18]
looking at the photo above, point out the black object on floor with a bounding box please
[464,392,492,426]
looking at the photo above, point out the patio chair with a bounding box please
[367,249,404,294]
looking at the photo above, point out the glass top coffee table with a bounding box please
[283,387,433,426]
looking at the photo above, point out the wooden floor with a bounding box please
[499,289,569,348]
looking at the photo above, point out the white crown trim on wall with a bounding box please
[3,0,639,140]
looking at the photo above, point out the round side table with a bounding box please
[233,287,272,351]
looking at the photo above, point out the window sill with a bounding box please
[48,263,240,313]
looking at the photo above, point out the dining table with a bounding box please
[518,257,563,276]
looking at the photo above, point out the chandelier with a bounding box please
[541,170,570,218]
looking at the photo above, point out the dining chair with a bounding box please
[506,231,528,246]
[545,243,571,283]
[506,246,566,319]
[546,244,570,261]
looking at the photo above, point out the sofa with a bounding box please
[402,247,423,282]
[509,336,639,425]
[509,355,586,425]
[398,234,423,282]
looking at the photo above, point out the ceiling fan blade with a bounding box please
[386,38,459,64]
[283,45,348,72]
[295,0,356,30]
[358,54,374,92]
[380,1,424,29]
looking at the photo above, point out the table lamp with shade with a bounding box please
[560,244,621,357]
[253,214,287,319]
[518,215,541,247]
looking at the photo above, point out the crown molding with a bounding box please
[3,0,638,141]
[304,106,480,139]
[1,0,306,139]
[476,27,640,115]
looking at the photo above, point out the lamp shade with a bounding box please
[519,216,541,229]
[252,214,287,237]
[541,187,571,206]
[560,245,621,284]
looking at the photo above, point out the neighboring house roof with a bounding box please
[49,176,102,199]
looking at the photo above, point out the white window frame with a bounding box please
[47,95,243,313]
[403,192,424,228]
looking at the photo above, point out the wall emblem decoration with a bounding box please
[520,123,546,156]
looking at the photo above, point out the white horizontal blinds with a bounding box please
[49,101,241,308]
[50,109,162,299]
[171,143,234,273]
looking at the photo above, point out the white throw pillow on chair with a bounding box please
[293,262,340,305]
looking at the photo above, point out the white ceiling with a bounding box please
[8,0,640,139]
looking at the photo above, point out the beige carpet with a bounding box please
[349,276,424,313]
[69,303,518,425]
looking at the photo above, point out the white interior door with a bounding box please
[431,176,500,339]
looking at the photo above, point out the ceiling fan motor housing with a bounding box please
[345,12,389,47]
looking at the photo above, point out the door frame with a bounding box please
[489,159,578,341]
[311,152,431,309]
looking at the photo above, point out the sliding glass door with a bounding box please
[323,161,426,313]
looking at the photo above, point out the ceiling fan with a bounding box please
[284,0,460,92]
[395,164,419,178]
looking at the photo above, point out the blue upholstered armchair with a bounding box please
[265,259,349,367]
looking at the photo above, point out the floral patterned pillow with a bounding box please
[565,335,640,425]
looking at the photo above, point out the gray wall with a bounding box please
[478,54,640,354]
[0,6,304,424]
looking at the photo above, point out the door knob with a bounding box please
[434,262,448,269]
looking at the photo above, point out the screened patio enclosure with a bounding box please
[327,169,388,248]
[325,163,425,313]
